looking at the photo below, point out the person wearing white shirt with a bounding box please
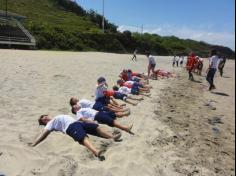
[172,56,176,67]
[206,49,220,91]
[70,97,129,114]
[176,56,179,67]
[29,114,122,161]
[146,52,156,78]
[72,105,134,135]
[131,49,138,61]
[180,56,184,67]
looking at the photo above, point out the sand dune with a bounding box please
[0,49,234,176]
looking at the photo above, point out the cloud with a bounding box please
[118,25,235,50]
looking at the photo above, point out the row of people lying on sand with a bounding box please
[29,73,153,161]
[119,69,176,81]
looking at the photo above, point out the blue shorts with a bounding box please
[93,101,109,111]
[131,87,139,95]
[66,122,99,143]
[133,82,144,88]
[96,97,109,106]
[94,111,116,127]
[131,77,140,82]
[113,92,128,100]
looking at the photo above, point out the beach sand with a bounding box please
[0,49,234,176]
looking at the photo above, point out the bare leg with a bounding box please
[96,127,122,141]
[128,95,144,101]
[82,137,100,156]
[113,120,134,134]
[115,110,130,118]
[124,99,138,106]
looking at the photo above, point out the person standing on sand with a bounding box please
[172,55,176,67]
[206,49,220,91]
[131,49,138,61]
[218,57,226,77]
[146,52,156,78]
[186,52,196,81]
[29,115,122,161]
[180,56,184,67]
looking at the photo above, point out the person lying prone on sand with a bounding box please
[95,77,126,109]
[151,69,176,79]
[29,115,122,161]
[117,79,150,93]
[112,85,150,97]
[70,97,129,114]
[103,90,143,106]
[72,105,134,135]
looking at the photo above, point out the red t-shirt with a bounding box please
[120,73,129,81]
[103,90,115,97]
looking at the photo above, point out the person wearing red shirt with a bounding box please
[186,53,196,81]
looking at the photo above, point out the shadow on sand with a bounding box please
[211,92,230,97]
[222,76,231,79]
[192,80,202,83]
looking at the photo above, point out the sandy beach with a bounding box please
[0,49,235,176]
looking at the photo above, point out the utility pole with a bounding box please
[5,0,8,26]
[102,0,105,33]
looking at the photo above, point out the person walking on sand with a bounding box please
[186,52,196,81]
[172,55,176,67]
[72,105,134,134]
[131,49,138,61]
[146,52,156,78]
[180,56,184,67]
[218,57,226,77]
[206,49,220,91]
[29,115,122,161]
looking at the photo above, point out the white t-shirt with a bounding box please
[175,56,179,61]
[209,55,219,69]
[45,115,76,133]
[118,86,131,95]
[148,55,156,65]
[95,83,107,99]
[78,99,95,109]
[125,81,135,85]
[76,108,98,121]
[173,56,176,62]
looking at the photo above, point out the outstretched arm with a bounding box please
[30,129,51,147]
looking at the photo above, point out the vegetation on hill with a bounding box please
[0,0,234,59]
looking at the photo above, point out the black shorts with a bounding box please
[94,111,116,127]
[93,101,109,112]
[150,64,156,69]
[66,122,99,143]
[95,97,109,106]
[113,92,128,100]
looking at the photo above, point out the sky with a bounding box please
[75,0,235,50]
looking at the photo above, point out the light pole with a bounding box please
[102,0,105,33]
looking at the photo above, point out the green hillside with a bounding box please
[0,0,235,58]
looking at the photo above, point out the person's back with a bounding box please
[148,55,156,65]
[76,108,98,121]
[78,99,95,109]
[209,55,219,69]
[45,115,76,133]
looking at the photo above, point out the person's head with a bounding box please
[210,49,218,56]
[97,77,106,84]
[117,79,124,86]
[71,104,81,114]
[127,69,132,73]
[38,115,51,126]
[69,97,78,106]
[112,85,119,91]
